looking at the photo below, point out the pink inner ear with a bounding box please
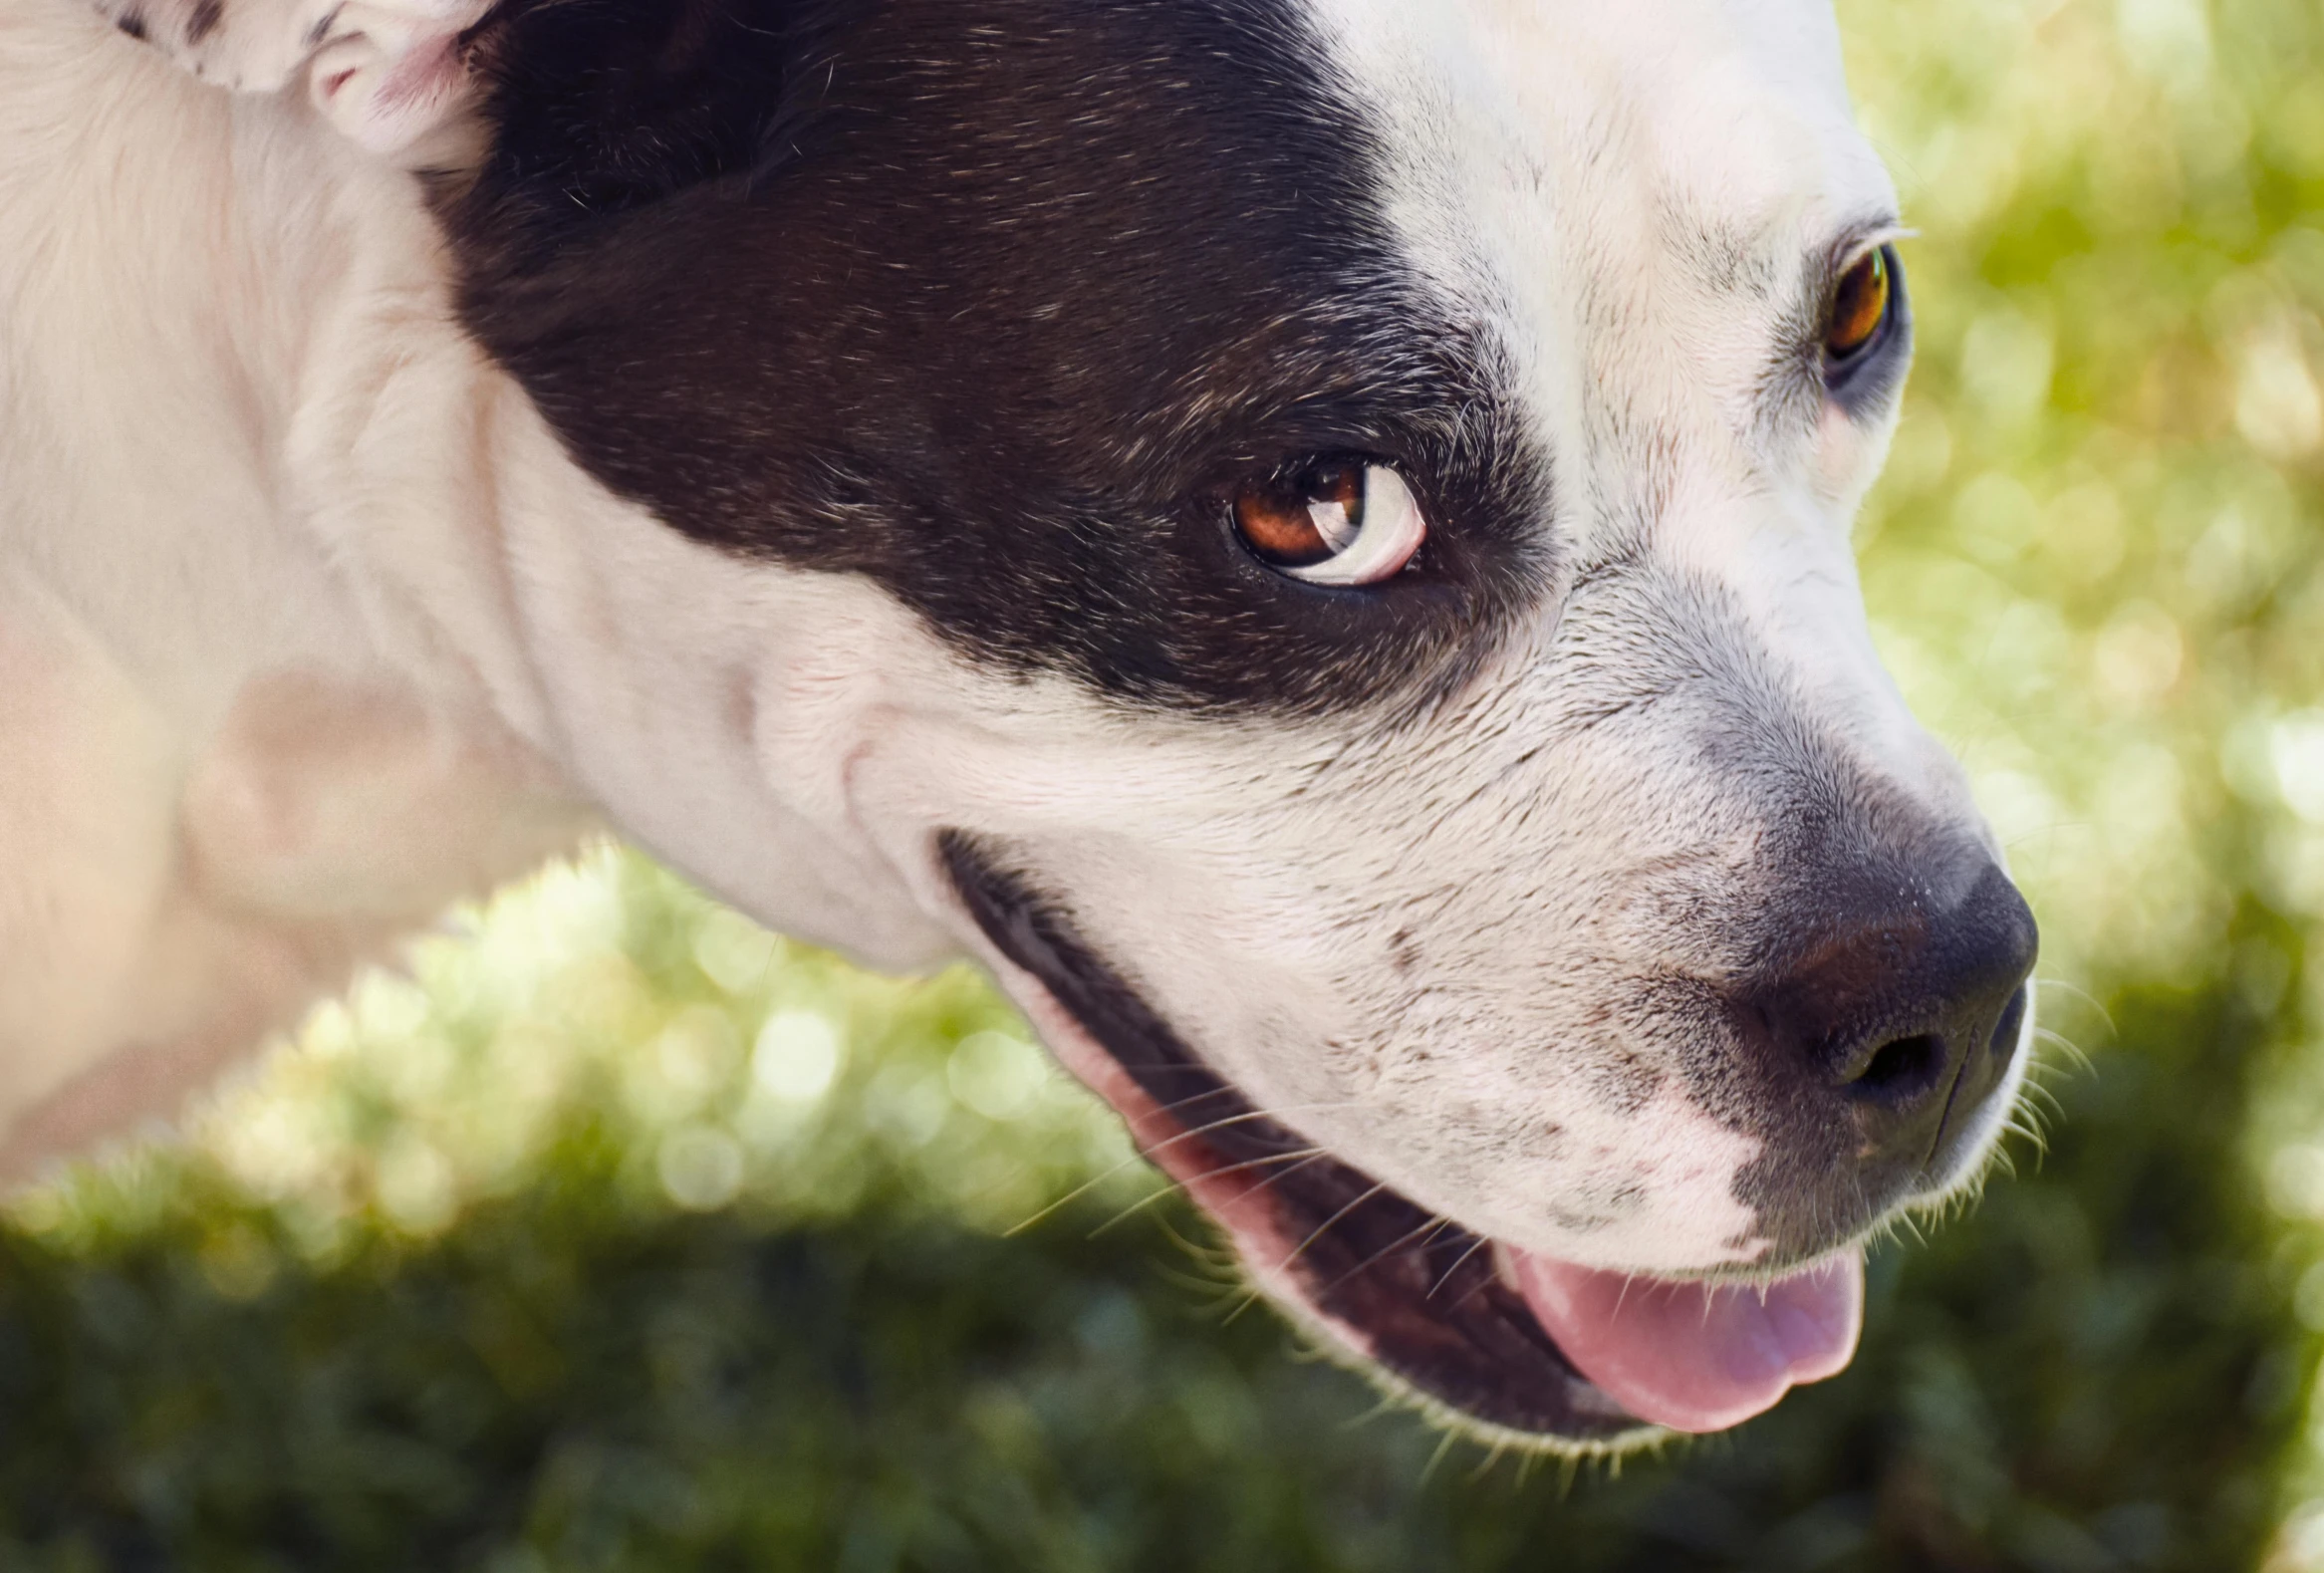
[312,26,473,156]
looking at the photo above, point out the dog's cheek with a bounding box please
[1812,393,1903,516]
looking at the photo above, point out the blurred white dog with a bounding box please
[0,0,2036,1447]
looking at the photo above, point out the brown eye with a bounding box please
[1231,461,1425,586]
[1825,247,1894,363]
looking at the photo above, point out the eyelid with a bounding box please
[1831,224,1915,280]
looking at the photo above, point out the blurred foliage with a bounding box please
[8,0,2324,1567]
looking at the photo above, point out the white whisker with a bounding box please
[1426,1234,1492,1300]
[1278,1182,1390,1274]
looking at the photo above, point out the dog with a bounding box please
[0,0,2039,1451]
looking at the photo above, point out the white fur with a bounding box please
[0,0,2013,1291]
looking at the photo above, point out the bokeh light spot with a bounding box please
[753,1010,845,1105]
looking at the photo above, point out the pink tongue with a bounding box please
[1506,1247,1865,1434]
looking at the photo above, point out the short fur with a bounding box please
[2,0,2035,1445]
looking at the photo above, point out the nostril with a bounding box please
[1989,983,2030,1060]
[1743,859,2036,1129]
[1849,1032,1948,1103]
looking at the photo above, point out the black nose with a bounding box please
[1742,859,2038,1187]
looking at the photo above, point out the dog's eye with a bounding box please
[1825,247,1895,364]
[1231,461,1426,586]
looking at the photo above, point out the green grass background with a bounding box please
[9,0,2324,1567]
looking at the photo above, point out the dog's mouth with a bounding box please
[939,834,1864,1448]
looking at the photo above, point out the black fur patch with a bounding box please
[184,0,222,45]
[435,0,1551,715]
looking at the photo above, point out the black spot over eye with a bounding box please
[1825,246,1897,367]
[1231,460,1426,586]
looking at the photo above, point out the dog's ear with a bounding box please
[304,3,490,156]
[437,0,850,272]
[95,0,491,157]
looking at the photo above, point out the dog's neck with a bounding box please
[2,12,535,737]
[0,6,951,1169]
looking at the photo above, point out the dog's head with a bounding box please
[342,0,2039,1446]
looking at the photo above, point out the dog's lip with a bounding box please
[1041,999,1862,1439]
[938,833,1874,1442]
[938,832,1659,1445]
[996,953,1655,1446]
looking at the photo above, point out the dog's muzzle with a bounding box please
[936,831,2037,1447]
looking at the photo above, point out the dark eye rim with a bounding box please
[1821,243,1907,395]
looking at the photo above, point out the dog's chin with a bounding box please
[938,834,1868,1451]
